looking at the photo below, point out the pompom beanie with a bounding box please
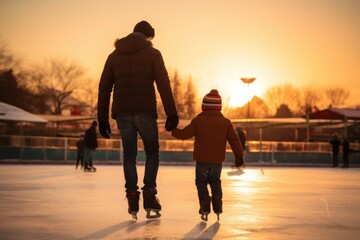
[202,89,222,111]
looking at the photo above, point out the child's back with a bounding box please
[172,110,242,163]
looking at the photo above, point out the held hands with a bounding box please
[235,156,245,168]
[165,115,179,131]
[98,120,111,139]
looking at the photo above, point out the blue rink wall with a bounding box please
[1,147,359,165]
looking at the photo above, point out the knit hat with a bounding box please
[202,89,222,111]
[133,21,155,38]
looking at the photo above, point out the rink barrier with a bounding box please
[0,135,359,165]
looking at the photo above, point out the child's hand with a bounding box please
[235,156,245,167]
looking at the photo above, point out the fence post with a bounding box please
[64,137,68,162]
[43,137,45,160]
[271,142,276,164]
[259,128,263,163]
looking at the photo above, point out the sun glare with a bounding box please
[227,80,264,108]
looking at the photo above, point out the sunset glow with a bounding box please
[1,0,360,106]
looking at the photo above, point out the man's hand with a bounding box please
[235,156,245,167]
[98,120,111,139]
[165,115,179,131]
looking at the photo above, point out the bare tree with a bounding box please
[0,40,20,72]
[72,78,98,115]
[183,77,198,119]
[29,58,85,115]
[171,70,184,116]
[323,87,350,107]
[264,83,300,116]
[298,87,322,115]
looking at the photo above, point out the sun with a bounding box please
[227,80,263,108]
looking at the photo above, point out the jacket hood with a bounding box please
[114,32,151,54]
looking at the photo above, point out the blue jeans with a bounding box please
[116,114,159,193]
[195,162,223,201]
[83,147,94,167]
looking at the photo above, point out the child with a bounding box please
[75,134,85,169]
[172,89,244,221]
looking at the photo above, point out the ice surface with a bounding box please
[0,165,360,239]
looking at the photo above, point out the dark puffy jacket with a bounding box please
[84,126,98,149]
[98,32,177,120]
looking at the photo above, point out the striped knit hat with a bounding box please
[202,89,222,111]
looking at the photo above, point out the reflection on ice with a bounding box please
[0,166,359,239]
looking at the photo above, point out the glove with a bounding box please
[235,156,245,167]
[165,115,179,131]
[98,120,111,139]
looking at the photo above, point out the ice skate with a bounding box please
[89,160,96,172]
[83,166,95,172]
[212,195,223,221]
[199,195,211,221]
[127,191,140,220]
[143,189,161,219]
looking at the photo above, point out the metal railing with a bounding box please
[1,134,359,153]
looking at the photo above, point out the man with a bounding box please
[342,138,350,168]
[83,121,98,172]
[97,21,178,220]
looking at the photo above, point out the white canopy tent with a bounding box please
[0,102,48,123]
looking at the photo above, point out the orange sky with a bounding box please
[1,0,360,107]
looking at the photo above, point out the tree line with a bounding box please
[0,40,353,119]
[0,41,199,119]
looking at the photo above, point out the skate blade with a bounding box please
[130,212,137,220]
[200,212,209,221]
[216,213,220,221]
[145,209,161,219]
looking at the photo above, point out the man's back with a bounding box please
[98,33,176,120]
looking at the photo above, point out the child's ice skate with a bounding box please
[212,195,223,221]
[143,189,161,219]
[126,191,140,220]
[199,195,211,221]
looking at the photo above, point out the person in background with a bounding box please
[342,138,350,168]
[75,134,85,169]
[83,121,98,172]
[236,127,246,151]
[234,127,247,167]
[97,20,178,220]
[329,134,341,168]
[171,89,244,221]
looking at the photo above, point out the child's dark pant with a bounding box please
[195,162,223,201]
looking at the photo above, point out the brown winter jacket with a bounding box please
[172,111,243,163]
[98,32,177,120]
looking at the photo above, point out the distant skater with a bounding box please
[342,138,350,168]
[329,134,340,168]
[234,127,247,167]
[172,89,244,221]
[76,134,85,169]
[83,121,98,172]
[236,127,247,151]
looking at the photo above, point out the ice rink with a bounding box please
[1,165,360,240]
